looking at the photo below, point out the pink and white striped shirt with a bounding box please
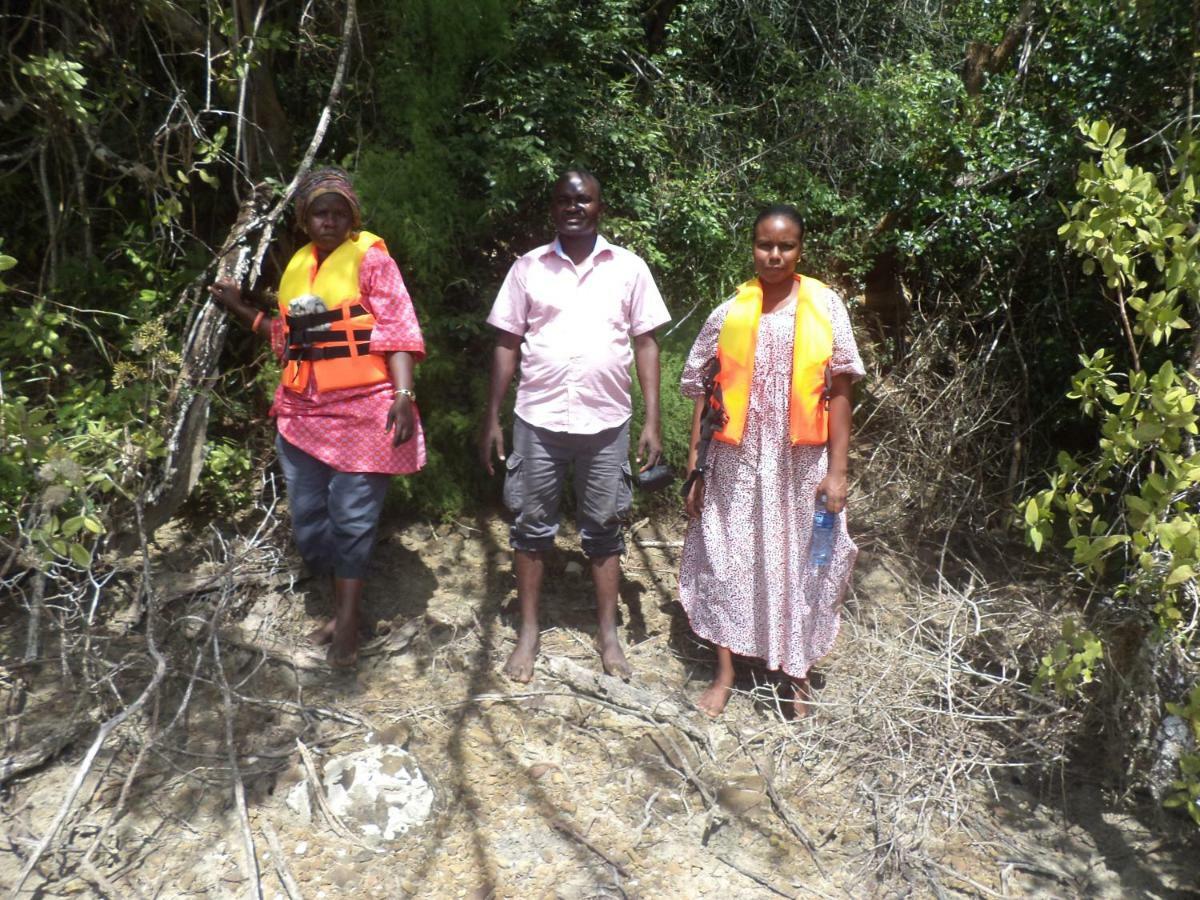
[487,236,670,434]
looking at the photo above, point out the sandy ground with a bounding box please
[1,510,1198,898]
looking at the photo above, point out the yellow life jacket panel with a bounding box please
[713,273,833,447]
[276,231,391,394]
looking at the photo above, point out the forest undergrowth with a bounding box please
[2,315,1198,897]
[4,0,1200,895]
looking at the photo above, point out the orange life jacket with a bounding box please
[713,273,833,446]
[276,231,391,394]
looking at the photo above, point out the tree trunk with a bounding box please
[138,184,274,538]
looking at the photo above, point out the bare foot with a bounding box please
[307,618,336,647]
[786,677,812,719]
[503,629,540,683]
[597,632,632,680]
[695,678,733,719]
[327,616,360,669]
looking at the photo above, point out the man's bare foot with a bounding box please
[696,678,733,718]
[597,631,632,680]
[503,629,540,683]
[327,615,360,669]
[307,619,336,646]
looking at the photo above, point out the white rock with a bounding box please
[294,841,308,856]
[284,779,312,824]
[322,744,434,844]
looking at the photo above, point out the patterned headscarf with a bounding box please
[294,167,363,234]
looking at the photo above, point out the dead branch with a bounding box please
[213,620,263,898]
[294,738,375,850]
[10,637,166,895]
[0,716,93,788]
[918,855,1006,898]
[22,570,45,663]
[138,183,274,539]
[77,858,150,900]
[140,0,359,537]
[550,816,630,879]
[247,0,358,287]
[262,821,305,900]
[544,655,714,755]
[154,567,295,605]
[11,500,170,896]
[715,854,793,898]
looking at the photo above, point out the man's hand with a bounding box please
[385,395,415,446]
[636,422,662,472]
[480,332,521,476]
[479,418,506,475]
[632,331,662,472]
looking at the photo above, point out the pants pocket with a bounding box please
[616,460,634,523]
[502,453,523,514]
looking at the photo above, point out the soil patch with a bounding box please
[1,511,1197,898]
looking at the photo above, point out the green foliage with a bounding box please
[195,440,256,517]
[0,250,16,293]
[1025,121,1200,631]
[1164,684,1200,825]
[1024,119,1200,822]
[1033,617,1105,696]
[3,0,1197,534]
[19,50,93,126]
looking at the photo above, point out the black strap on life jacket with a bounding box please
[681,357,728,498]
[284,331,374,362]
[284,303,372,355]
[285,302,369,331]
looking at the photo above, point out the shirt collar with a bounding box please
[547,234,612,266]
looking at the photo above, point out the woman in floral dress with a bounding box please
[679,205,863,717]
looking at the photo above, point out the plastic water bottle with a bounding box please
[810,496,837,569]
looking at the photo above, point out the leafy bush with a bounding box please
[1023,120,1200,821]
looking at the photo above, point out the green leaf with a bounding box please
[1165,565,1196,586]
[68,543,91,568]
[1133,423,1166,442]
[1025,498,1039,526]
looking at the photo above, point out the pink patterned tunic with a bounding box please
[679,287,864,679]
[267,245,426,475]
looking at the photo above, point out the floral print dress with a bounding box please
[678,287,865,679]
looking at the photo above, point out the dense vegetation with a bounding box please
[2,0,1197,820]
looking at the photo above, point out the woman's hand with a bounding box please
[208,277,266,336]
[815,470,848,513]
[685,475,706,519]
[386,394,415,446]
[208,278,242,309]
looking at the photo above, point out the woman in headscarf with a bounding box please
[210,167,426,667]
